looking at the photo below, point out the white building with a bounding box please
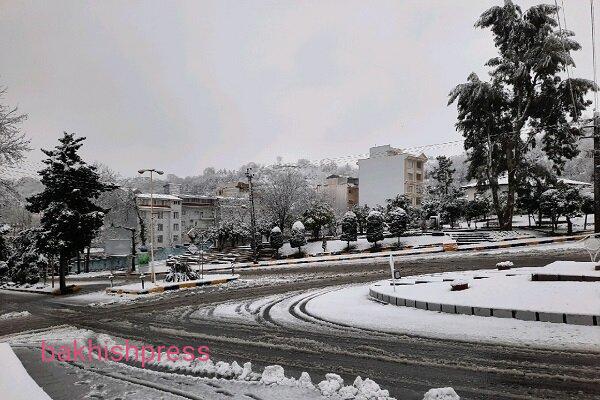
[136,193,182,249]
[358,145,427,208]
[316,174,359,215]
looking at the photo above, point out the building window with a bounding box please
[173,223,179,231]
[415,197,422,205]
[416,161,422,169]
[182,210,186,216]
[407,160,414,169]
[157,223,163,232]
[408,173,414,181]
[173,235,179,242]
[416,173,422,181]
[157,235,163,243]
[407,185,413,193]
[173,212,179,218]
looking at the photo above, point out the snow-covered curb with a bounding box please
[0,311,31,321]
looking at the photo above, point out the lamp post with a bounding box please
[245,168,258,264]
[138,168,164,283]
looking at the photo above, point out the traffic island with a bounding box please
[106,274,239,295]
[0,283,81,295]
[369,261,600,326]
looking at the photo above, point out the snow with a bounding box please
[372,263,600,315]
[292,221,305,231]
[305,285,600,351]
[271,226,281,233]
[108,273,238,293]
[0,311,31,320]
[0,342,52,400]
[422,387,460,400]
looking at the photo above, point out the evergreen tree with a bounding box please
[302,201,335,239]
[366,211,384,248]
[449,1,596,229]
[340,211,358,250]
[27,133,116,293]
[387,207,408,246]
[0,224,10,262]
[7,228,48,285]
[581,194,594,230]
[269,226,284,257]
[351,204,370,234]
[289,221,306,255]
[439,194,467,228]
[464,198,490,229]
[428,156,455,196]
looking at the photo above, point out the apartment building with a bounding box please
[316,174,359,215]
[358,145,427,208]
[136,193,182,249]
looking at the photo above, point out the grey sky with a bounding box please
[0,0,597,177]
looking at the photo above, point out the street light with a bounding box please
[138,168,164,283]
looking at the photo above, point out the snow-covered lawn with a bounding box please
[371,261,600,316]
[280,235,454,257]
[305,285,600,351]
[0,343,52,400]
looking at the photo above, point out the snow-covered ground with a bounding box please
[107,273,238,293]
[305,285,600,351]
[371,261,600,315]
[280,235,454,256]
[1,326,453,400]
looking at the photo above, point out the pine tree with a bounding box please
[340,211,358,250]
[387,207,408,246]
[289,221,306,255]
[449,1,596,229]
[269,226,284,258]
[7,228,48,285]
[351,204,370,234]
[581,194,594,231]
[27,133,116,293]
[366,211,384,248]
[302,201,335,239]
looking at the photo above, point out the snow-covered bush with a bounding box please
[7,228,48,285]
[340,211,358,249]
[422,387,460,400]
[164,259,199,282]
[289,221,307,255]
[496,261,513,270]
[269,226,284,257]
[366,211,384,248]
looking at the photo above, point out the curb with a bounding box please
[106,275,239,295]
[0,284,81,296]
[368,287,599,327]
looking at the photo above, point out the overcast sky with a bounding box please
[1,0,598,178]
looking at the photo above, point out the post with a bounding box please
[246,168,258,263]
[149,171,156,283]
[130,228,136,273]
[595,111,600,233]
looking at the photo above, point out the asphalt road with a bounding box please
[1,248,598,400]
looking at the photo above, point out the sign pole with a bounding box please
[389,254,396,292]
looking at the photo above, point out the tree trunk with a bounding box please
[85,247,90,273]
[567,217,573,235]
[59,253,68,294]
[584,214,588,230]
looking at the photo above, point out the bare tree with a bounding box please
[0,86,30,202]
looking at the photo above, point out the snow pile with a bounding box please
[0,343,52,400]
[315,374,394,399]
[0,311,31,320]
[422,387,460,400]
[496,261,514,268]
[292,221,305,231]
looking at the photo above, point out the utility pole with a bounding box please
[245,168,258,263]
[138,168,164,283]
[594,111,600,233]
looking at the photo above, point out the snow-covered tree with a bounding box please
[26,133,116,293]
[7,228,48,285]
[439,193,467,228]
[269,226,284,257]
[289,221,306,255]
[464,198,490,229]
[0,224,10,262]
[428,156,455,197]
[387,207,408,246]
[366,211,384,248]
[449,1,596,230]
[540,184,582,234]
[340,211,358,250]
[0,86,30,203]
[302,200,335,239]
[351,204,370,234]
[581,194,594,231]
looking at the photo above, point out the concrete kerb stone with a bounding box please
[565,314,595,326]
[538,312,564,324]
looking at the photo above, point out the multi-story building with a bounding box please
[358,145,427,208]
[316,174,359,215]
[136,193,183,249]
[216,181,249,197]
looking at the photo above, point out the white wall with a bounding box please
[358,153,406,207]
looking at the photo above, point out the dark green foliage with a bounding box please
[464,198,490,228]
[289,221,306,254]
[351,204,370,234]
[449,1,596,229]
[429,156,456,197]
[269,226,284,255]
[7,228,48,285]
[581,194,594,230]
[387,207,408,245]
[165,259,199,282]
[302,201,335,239]
[340,211,358,249]
[366,211,384,247]
[26,133,116,293]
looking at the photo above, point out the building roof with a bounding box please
[461,176,592,189]
[136,193,182,200]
